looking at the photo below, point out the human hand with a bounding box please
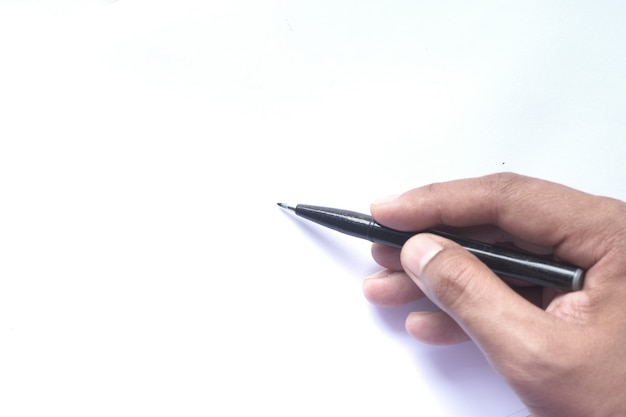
[363,173,626,417]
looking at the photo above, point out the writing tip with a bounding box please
[277,202,295,211]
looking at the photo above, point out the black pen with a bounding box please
[278,203,585,291]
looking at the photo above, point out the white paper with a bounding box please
[1,1,625,416]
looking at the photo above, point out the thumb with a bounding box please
[401,234,544,355]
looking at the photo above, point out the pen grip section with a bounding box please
[294,205,377,239]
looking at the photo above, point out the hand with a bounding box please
[363,173,626,417]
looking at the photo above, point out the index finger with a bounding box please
[370,173,623,269]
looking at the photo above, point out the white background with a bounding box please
[1,1,625,416]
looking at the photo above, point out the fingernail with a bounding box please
[403,235,444,278]
[372,193,401,205]
[365,270,394,280]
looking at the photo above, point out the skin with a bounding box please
[362,173,626,417]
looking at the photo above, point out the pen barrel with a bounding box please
[430,230,585,291]
[293,205,584,291]
[367,223,584,291]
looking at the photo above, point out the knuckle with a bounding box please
[483,172,527,197]
[483,172,525,194]
[425,247,482,309]
[479,173,528,222]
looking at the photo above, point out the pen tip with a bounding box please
[277,202,295,211]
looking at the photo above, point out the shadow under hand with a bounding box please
[368,297,439,335]
[370,297,520,413]
[370,298,494,376]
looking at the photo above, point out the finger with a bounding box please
[371,243,402,270]
[405,287,541,345]
[437,225,553,255]
[401,233,552,358]
[372,173,616,268]
[363,270,425,307]
[405,310,470,345]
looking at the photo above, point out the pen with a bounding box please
[278,203,585,291]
